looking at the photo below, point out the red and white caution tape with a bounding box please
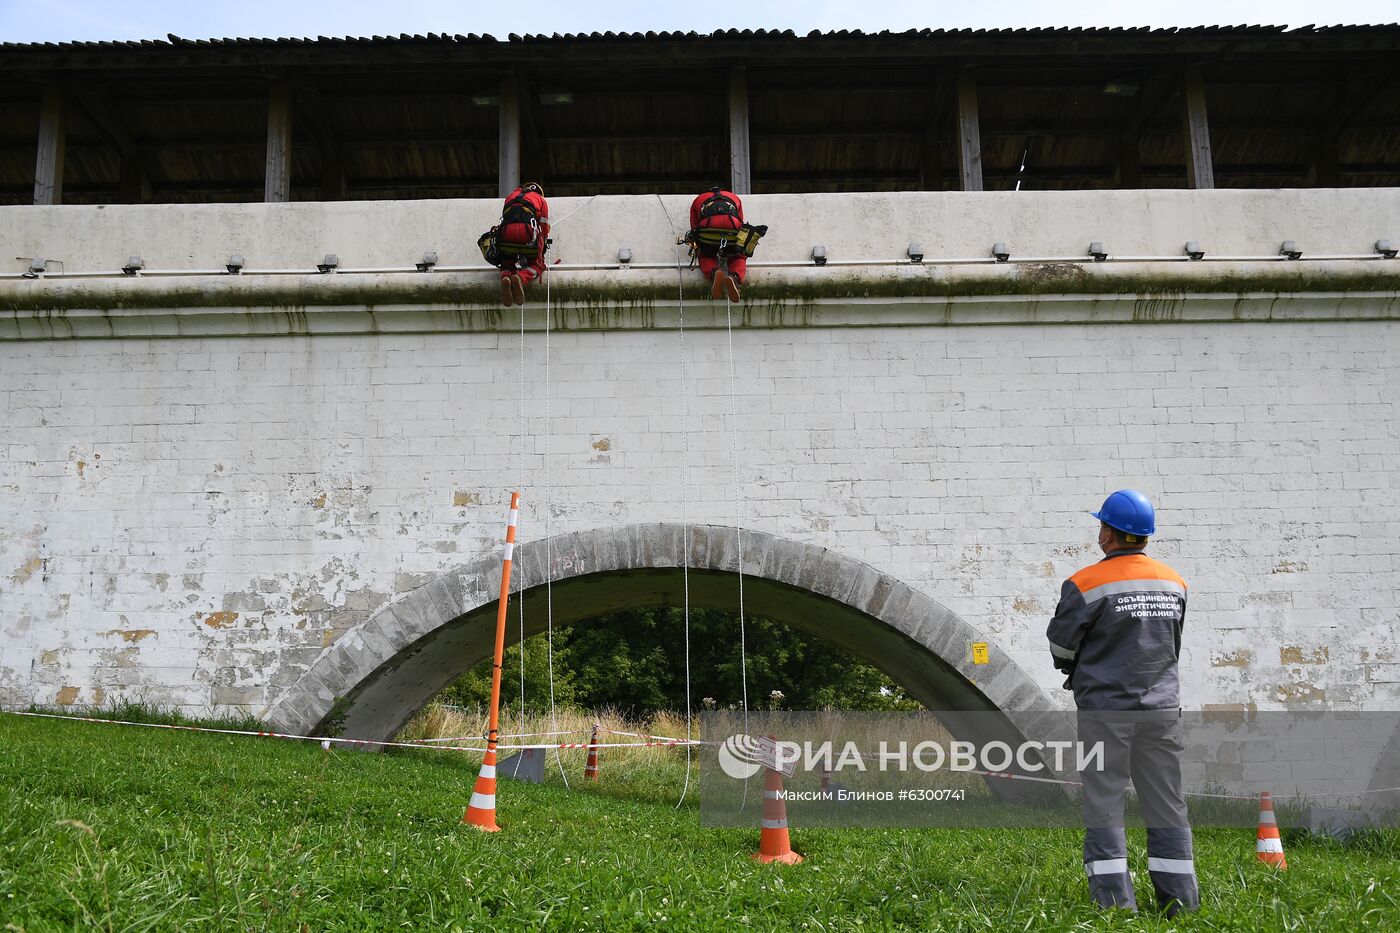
[1,710,702,753]
[10,710,1393,800]
[602,727,695,744]
[413,729,584,744]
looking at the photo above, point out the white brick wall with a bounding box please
[3,317,1399,717]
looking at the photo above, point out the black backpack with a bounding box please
[698,191,741,223]
[479,192,545,266]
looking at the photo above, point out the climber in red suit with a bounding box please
[689,187,747,303]
[494,182,550,307]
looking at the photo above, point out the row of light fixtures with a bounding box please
[17,241,1400,278]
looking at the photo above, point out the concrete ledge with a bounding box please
[3,260,1400,340]
[6,189,1400,272]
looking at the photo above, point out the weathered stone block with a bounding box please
[212,685,263,707]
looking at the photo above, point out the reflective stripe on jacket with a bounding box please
[1046,550,1187,711]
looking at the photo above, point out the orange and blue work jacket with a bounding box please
[1046,550,1188,711]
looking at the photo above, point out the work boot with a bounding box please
[510,275,526,305]
[723,272,742,303]
[500,275,515,307]
[711,269,728,301]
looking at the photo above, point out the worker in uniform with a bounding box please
[685,187,763,303]
[1046,489,1199,916]
[479,182,550,307]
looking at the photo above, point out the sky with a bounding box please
[0,0,1395,44]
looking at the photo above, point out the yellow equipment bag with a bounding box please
[686,223,767,257]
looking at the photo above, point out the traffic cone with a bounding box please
[584,723,600,781]
[463,749,501,832]
[752,763,804,865]
[1255,791,1287,869]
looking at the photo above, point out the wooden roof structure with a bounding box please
[2,26,1399,205]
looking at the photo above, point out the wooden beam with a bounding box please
[955,71,983,192]
[33,87,66,205]
[728,66,752,194]
[1181,65,1214,189]
[497,76,521,197]
[263,80,293,202]
[294,85,346,200]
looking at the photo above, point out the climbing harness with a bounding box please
[683,223,767,258]
[683,188,768,259]
[478,190,551,267]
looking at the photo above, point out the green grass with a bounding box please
[2,712,1398,931]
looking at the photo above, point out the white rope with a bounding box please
[656,194,695,809]
[499,193,592,787]
[547,194,599,229]
[725,279,750,736]
[517,300,527,737]
[542,266,569,790]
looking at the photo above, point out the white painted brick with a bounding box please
[4,315,1400,717]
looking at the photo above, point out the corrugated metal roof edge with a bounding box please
[3,24,1400,51]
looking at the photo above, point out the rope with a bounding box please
[655,194,695,809]
[542,263,569,790]
[517,301,527,737]
[503,195,596,741]
[10,711,1397,805]
[726,294,754,816]
[725,282,750,736]
[659,193,752,808]
[546,194,599,229]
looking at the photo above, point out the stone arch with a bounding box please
[265,524,1064,760]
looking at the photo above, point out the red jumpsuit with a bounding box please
[498,186,550,285]
[689,189,746,284]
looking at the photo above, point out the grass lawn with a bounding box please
[2,711,1397,931]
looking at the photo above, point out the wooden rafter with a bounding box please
[33,87,65,205]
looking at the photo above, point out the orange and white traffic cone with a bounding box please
[1255,791,1287,869]
[752,763,804,865]
[462,491,520,834]
[463,748,501,832]
[584,723,601,781]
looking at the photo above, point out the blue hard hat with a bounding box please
[1091,489,1156,537]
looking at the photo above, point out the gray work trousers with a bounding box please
[1078,713,1200,916]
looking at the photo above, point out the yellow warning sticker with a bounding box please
[972,642,989,665]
